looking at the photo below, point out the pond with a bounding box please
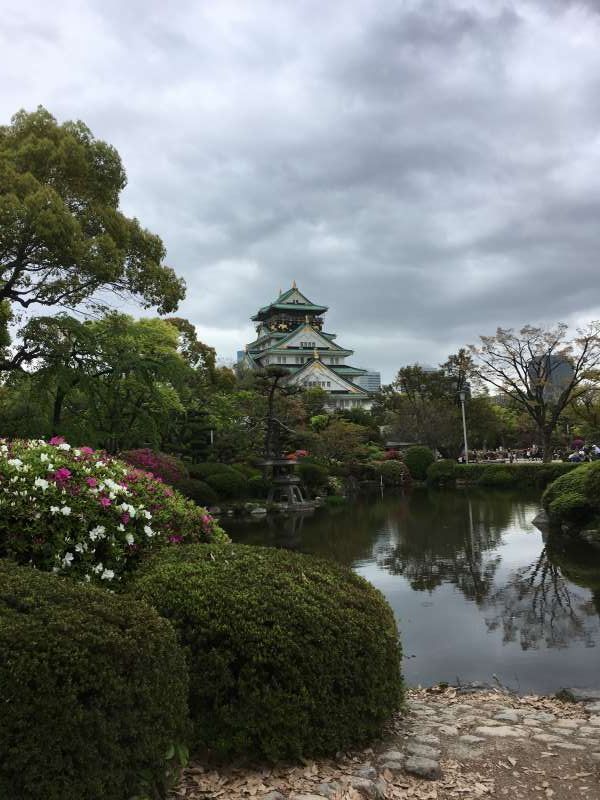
[222,489,600,694]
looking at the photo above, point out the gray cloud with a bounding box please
[2,0,600,380]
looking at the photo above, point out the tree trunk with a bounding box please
[541,427,553,463]
[51,386,65,435]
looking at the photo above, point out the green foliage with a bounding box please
[231,463,262,479]
[372,460,412,486]
[298,460,329,489]
[0,107,184,373]
[131,543,403,760]
[453,462,579,490]
[547,491,592,524]
[247,474,271,499]
[403,446,435,481]
[205,468,248,499]
[324,494,348,506]
[0,560,189,800]
[542,465,590,508]
[0,439,226,583]
[477,465,514,487]
[583,461,600,504]
[426,459,457,485]
[188,462,231,480]
[174,478,219,507]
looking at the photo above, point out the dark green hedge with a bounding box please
[188,462,232,480]
[427,460,579,488]
[0,561,189,800]
[130,543,403,761]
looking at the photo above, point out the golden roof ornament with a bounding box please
[292,279,297,289]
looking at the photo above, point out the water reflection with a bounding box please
[223,489,600,691]
[484,545,599,650]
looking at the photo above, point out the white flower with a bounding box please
[89,525,106,541]
[117,523,125,532]
[142,510,152,520]
[75,542,87,553]
[144,525,154,537]
[34,477,49,491]
[100,568,115,581]
[50,506,60,515]
[96,461,105,468]
[60,506,71,516]
[61,552,74,568]
[58,443,71,451]
[46,464,54,472]
[7,458,23,468]
[84,574,91,583]
[73,449,81,456]
[125,533,134,545]
[40,453,49,462]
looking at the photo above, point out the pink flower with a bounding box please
[168,535,183,544]
[53,467,72,482]
[100,496,111,507]
[120,512,130,524]
[80,446,94,455]
[49,436,65,446]
[86,477,98,488]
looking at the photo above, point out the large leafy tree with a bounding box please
[470,323,600,461]
[1,313,190,448]
[0,107,185,369]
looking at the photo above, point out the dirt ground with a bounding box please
[171,687,600,800]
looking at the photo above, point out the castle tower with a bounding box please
[240,284,374,410]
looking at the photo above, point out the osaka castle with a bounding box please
[240,283,375,410]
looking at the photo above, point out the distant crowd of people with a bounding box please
[457,443,600,464]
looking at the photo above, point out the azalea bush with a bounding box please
[120,448,188,486]
[0,438,226,584]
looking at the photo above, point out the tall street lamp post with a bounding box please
[459,389,469,464]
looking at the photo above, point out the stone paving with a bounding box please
[172,687,600,800]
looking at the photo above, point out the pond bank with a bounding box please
[172,686,600,800]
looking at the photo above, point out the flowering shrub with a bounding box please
[120,448,187,486]
[0,438,226,584]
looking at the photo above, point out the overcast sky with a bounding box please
[3,0,600,382]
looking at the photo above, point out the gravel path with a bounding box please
[172,687,600,800]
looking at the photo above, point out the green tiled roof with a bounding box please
[252,302,327,320]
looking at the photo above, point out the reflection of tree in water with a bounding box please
[375,489,521,602]
[484,541,600,650]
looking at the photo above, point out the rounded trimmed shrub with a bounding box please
[205,469,248,499]
[175,478,219,507]
[0,560,189,800]
[0,438,226,584]
[188,462,232,480]
[547,491,592,525]
[120,448,187,485]
[403,446,434,481]
[373,460,412,486]
[426,459,457,485]
[542,464,591,509]
[130,543,403,760]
